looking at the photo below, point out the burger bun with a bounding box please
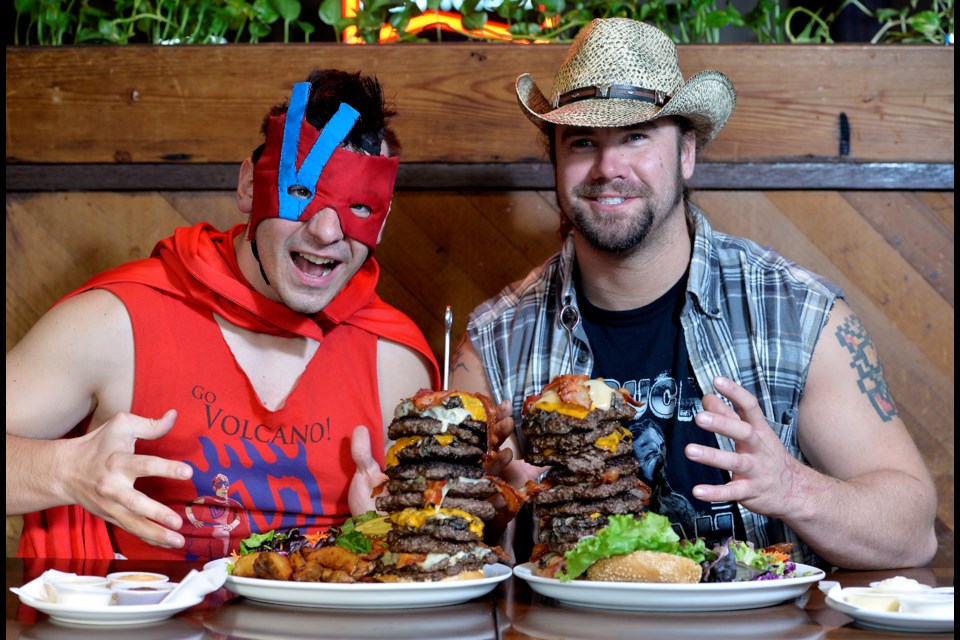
[440,569,486,581]
[585,550,702,584]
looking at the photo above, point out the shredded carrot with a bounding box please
[769,550,791,564]
[304,531,329,546]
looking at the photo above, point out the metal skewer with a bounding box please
[443,305,453,390]
[559,304,581,375]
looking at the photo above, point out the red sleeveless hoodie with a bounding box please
[18,223,440,561]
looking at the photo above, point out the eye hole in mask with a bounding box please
[287,185,313,200]
[350,203,373,219]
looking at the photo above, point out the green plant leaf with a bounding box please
[462,10,488,31]
[14,0,38,13]
[298,19,315,40]
[318,0,342,25]
[907,11,944,39]
[10,0,952,45]
[252,0,280,24]
[272,0,302,22]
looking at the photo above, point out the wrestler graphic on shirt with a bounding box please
[185,473,249,557]
[631,419,698,539]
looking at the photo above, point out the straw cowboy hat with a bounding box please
[516,18,736,148]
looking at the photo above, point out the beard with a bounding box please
[560,162,685,255]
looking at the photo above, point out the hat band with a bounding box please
[554,84,668,109]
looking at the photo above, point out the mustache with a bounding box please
[573,180,647,199]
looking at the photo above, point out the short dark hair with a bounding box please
[252,68,399,164]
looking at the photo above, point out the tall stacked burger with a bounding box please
[520,377,798,585]
[520,374,653,577]
[372,389,519,581]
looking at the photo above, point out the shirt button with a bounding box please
[577,354,588,363]
[711,307,720,314]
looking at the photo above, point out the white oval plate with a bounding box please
[513,562,825,612]
[203,558,511,609]
[13,590,203,627]
[825,589,954,633]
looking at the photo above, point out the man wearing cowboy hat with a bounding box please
[451,18,936,570]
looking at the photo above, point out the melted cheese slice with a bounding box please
[384,434,457,468]
[530,379,616,417]
[389,506,484,538]
[385,435,422,468]
[594,426,631,453]
[394,393,487,430]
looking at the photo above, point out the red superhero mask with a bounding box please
[250,82,399,249]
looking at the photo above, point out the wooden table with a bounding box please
[6,558,953,639]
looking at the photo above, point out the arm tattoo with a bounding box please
[834,314,898,422]
[451,350,470,375]
[451,334,470,375]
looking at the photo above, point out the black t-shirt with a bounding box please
[577,267,744,544]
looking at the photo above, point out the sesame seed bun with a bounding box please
[585,550,703,583]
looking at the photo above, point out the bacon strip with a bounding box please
[371,480,388,498]
[392,552,428,569]
[423,479,446,507]
[485,475,525,515]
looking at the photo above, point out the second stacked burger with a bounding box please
[521,374,651,577]
[374,389,509,581]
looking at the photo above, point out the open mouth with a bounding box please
[292,251,338,278]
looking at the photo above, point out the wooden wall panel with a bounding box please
[765,191,953,376]
[6,188,953,566]
[915,192,955,231]
[6,45,953,165]
[381,192,559,334]
[840,191,954,305]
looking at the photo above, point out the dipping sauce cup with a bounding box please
[897,592,954,616]
[841,587,901,612]
[111,581,177,606]
[43,576,112,606]
[106,572,169,588]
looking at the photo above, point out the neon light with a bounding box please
[341,2,551,44]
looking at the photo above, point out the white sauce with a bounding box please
[419,547,491,570]
[872,576,930,593]
[394,400,472,431]
[585,379,615,410]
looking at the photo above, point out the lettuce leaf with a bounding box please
[239,530,283,555]
[559,513,708,582]
[234,511,387,558]
[335,530,370,554]
[730,540,791,580]
[335,510,387,554]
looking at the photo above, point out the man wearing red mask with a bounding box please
[7,69,440,561]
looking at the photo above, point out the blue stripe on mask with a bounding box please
[278,82,360,222]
